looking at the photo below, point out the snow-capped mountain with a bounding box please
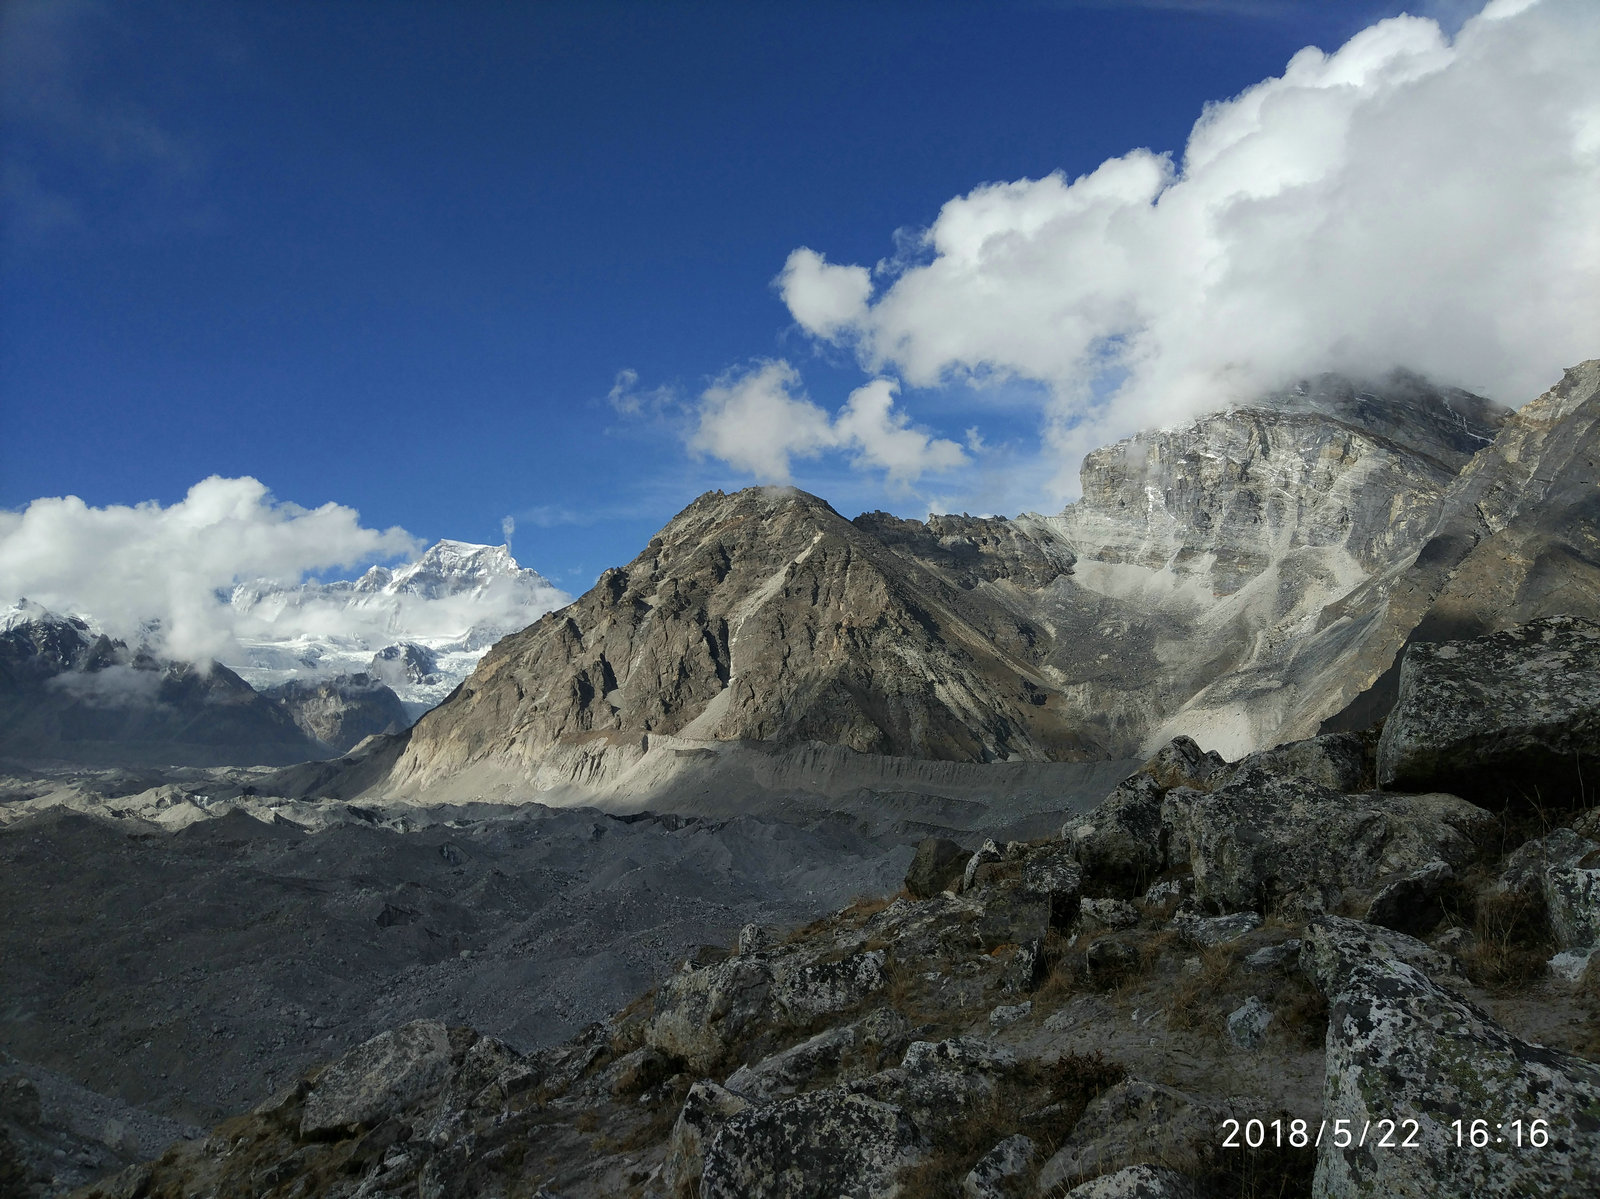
[226,540,571,716]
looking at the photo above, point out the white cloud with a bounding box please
[834,379,967,484]
[0,476,419,663]
[784,0,1600,497]
[688,361,838,483]
[687,361,968,487]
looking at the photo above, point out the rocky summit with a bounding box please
[2,364,1599,1198]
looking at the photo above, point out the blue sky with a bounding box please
[3,0,1596,599]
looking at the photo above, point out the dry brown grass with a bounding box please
[1464,885,1554,992]
[1164,945,1236,1034]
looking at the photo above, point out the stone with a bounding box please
[738,923,771,956]
[1220,731,1368,792]
[1225,996,1272,1050]
[1081,938,1142,987]
[1363,859,1453,936]
[646,956,773,1074]
[988,1001,1031,1029]
[1549,947,1597,984]
[1062,1164,1200,1198]
[300,1020,460,1137]
[771,949,887,1022]
[1038,1079,1222,1193]
[1079,898,1139,930]
[1176,769,1492,917]
[1138,736,1228,793]
[906,837,969,899]
[1060,774,1166,894]
[1376,616,1600,807]
[661,1080,748,1198]
[961,1133,1037,1198]
[962,839,1005,892]
[1497,828,1600,951]
[1242,940,1300,973]
[1300,914,1461,996]
[604,1046,671,1098]
[723,1024,858,1101]
[848,1037,1017,1143]
[1316,954,1600,1198]
[1172,910,1260,948]
[1140,877,1190,907]
[1003,939,1047,993]
[699,1087,921,1199]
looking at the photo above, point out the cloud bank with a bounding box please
[779,0,1600,495]
[687,361,967,486]
[0,476,419,663]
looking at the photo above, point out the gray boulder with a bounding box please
[772,950,887,1022]
[1498,828,1600,951]
[646,955,773,1074]
[849,1038,1015,1142]
[961,1132,1037,1198]
[299,1019,461,1137]
[1172,909,1260,947]
[1063,1165,1200,1198]
[1060,774,1167,894]
[1363,859,1453,936]
[1316,954,1600,1197]
[1177,770,1492,917]
[661,1080,748,1198]
[1299,914,1462,995]
[699,1087,921,1199]
[1138,736,1228,793]
[1377,616,1600,806]
[1221,731,1367,792]
[724,1024,858,1101]
[1225,996,1273,1050]
[1036,1078,1221,1193]
[905,837,969,899]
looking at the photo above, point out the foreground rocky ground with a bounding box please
[9,616,1593,1198]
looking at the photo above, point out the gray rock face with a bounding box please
[1225,996,1273,1050]
[646,956,773,1074]
[699,1087,921,1199]
[772,950,888,1023]
[1377,616,1600,806]
[299,1020,460,1136]
[1061,774,1166,894]
[1498,829,1600,951]
[263,673,410,755]
[1038,1074,1229,1194]
[1298,915,1462,996]
[1137,737,1228,794]
[1363,859,1453,937]
[1176,770,1492,917]
[661,1080,749,1197]
[1313,955,1600,1197]
[905,836,968,899]
[1221,732,1368,793]
[960,1132,1036,1198]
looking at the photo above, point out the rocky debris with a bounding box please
[1176,770,1493,917]
[1377,616,1600,807]
[1079,898,1139,930]
[699,1087,922,1199]
[299,1020,461,1136]
[1363,858,1453,936]
[1060,775,1166,894]
[1308,927,1600,1197]
[906,836,969,898]
[988,1002,1031,1029]
[1497,828,1600,951]
[1061,1164,1200,1198]
[1224,997,1272,1050]
[1242,940,1301,973]
[960,1132,1036,1198]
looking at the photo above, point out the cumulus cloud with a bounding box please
[0,476,418,662]
[784,0,1600,495]
[687,361,968,486]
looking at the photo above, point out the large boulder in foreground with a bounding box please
[1303,918,1600,1197]
[646,956,773,1074]
[299,1020,463,1137]
[1175,771,1493,918]
[1377,616,1600,807]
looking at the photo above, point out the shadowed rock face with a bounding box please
[262,674,409,756]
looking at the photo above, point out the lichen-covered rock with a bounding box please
[1061,775,1166,894]
[724,1024,858,1101]
[1222,732,1368,792]
[772,950,887,1022]
[1079,898,1139,930]
[1376,616,1600,807]
[1172,909,1260,947]
[1063,1164,1200,1198]
[1299,915,1461,996]
[1225,996,1273,1050]
[662,1080,749,1198]
[962,839,1005,892]
[699,1087,922,1199]
[968,844,1084,948]
[1243,939,1301,973]
[647,955,773,1073]
[960,1132,1036,1198]
[1363,859,1452,936]
[1315,955,1600,1198]
[300,1020,462,1137]
[849,1038,1015,1142]
[1177,770,1492,917]
[906,837,969,899]
[1497,828,1600,951]
[1036,1078,1222,1193]
[1138,737,1228,794]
